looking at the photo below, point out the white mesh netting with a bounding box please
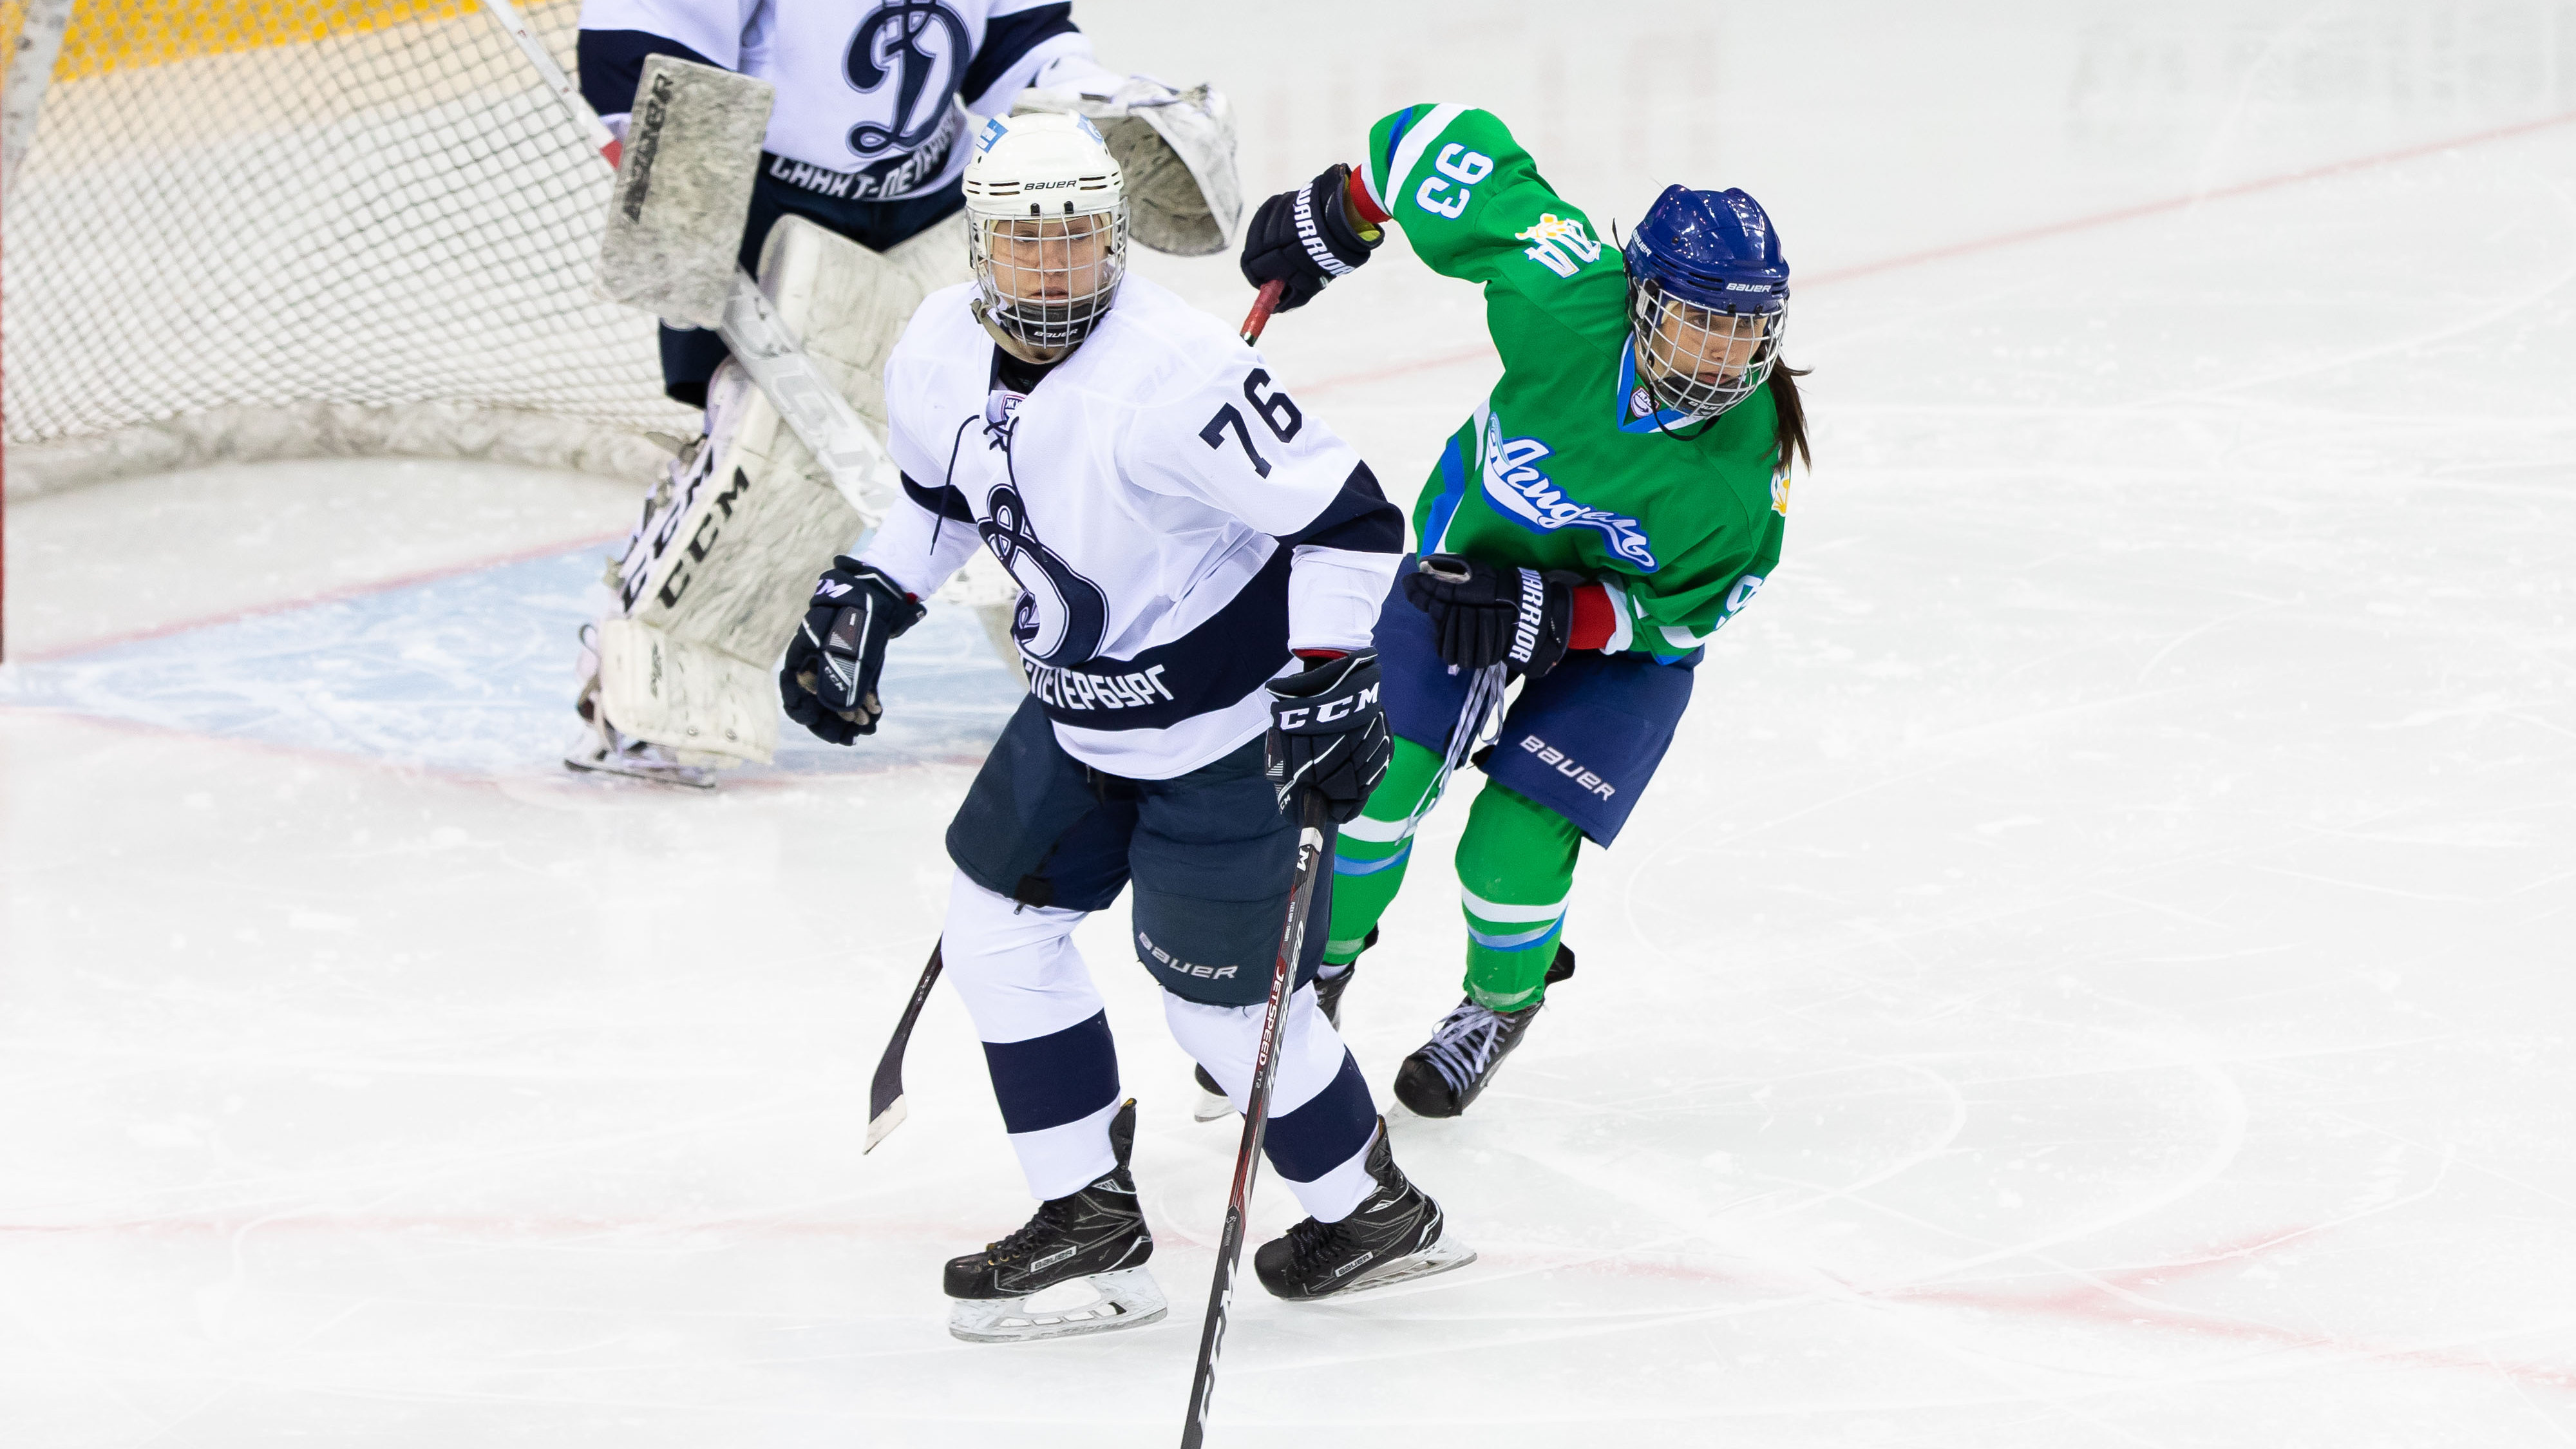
[3,0,693,493]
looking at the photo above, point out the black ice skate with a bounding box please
[1392,943,1575,1119]
[1192,929,1376,1121]
[1254,1118,1475,1300]
[944,1099,1166,1342]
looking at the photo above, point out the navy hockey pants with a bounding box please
[938,697,1379,1213]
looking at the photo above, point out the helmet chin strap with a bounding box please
[972,299,1076,366]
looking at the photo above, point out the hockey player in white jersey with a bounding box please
[567,0,1241,784]
[779,114,1472,1338]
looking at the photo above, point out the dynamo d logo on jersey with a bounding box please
[844,1,968,158]
[980,482,1108,667]
[1479,413,1659,570]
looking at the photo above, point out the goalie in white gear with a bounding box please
[784,114,1470,1340]
[567,0,1242,784]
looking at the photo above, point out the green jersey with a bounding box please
[1358,104,1788,661]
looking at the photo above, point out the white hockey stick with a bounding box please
[473,0,900,526]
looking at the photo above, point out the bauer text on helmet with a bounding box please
[964,113,1129,360]
[1624,185,1790,423]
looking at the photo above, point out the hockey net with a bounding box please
[2,0,691,495]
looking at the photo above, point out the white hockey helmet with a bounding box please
[962,113,1129,359]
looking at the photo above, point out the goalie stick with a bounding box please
[473,0,902,526]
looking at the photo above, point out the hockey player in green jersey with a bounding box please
[1227,102,1810,1118]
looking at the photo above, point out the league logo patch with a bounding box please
[1479,413,1659,571]
[1515,213,1602,279]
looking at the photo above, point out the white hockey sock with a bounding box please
[941,871,1122,1201]
[1164,987,1379,1222]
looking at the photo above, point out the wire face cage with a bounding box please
[968,207,1130,357]
[1629,279,1785,422]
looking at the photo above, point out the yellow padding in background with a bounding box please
[2,0,569,81]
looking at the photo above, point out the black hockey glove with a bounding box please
[1264,649,1392,824]
[1402,554,1580,679]
[1238,163,1379,312]
[779,558,925,745]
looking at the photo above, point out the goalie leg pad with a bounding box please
[755,213,938,432]
[600,362,861,762]
[886,210,971,300]
[596,616,778,764]
[591,214,976,759]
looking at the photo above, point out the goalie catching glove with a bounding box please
[1238,163,1381,312]
[1265,649,1392,824]
[781,558,925,744]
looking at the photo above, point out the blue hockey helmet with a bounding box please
[1623,185,1790,422]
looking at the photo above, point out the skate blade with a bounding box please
[562,746,717,790]
[1317,1239,1478,1299]
[1191,1086,1236,1122]
[948,1266,1168,1343]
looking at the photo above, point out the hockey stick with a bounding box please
[473,0,900,525]
[864,940,945,1152]
[1403,554,1511,838]
[1179,788,1334,1449]
[1239,279,1285,345]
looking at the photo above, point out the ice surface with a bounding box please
[5,3,2575,1446]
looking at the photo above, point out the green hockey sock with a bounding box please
[1323,737,1446,963]
[1454,781,1582,1010]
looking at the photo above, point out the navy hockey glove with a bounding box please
[1264,649,1392,824]
[1402,554,1580,679]
[779,558,925,745]
[1238,163,1379,312]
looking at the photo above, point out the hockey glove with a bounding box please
[779,558,925,745]
[1264,649,1392,824]
[1238,163,1379,312]
[1402,554,1580,679]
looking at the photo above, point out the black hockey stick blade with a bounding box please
[1180,791,1334,1448]
[864,941,944,1153]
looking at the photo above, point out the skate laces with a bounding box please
[986,1195,1084,1262]
[1279,1215,1347,1267]
[1419,1000,1511,1094]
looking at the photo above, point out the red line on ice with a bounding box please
[15,529,627,664]
[6,1207,2570,1387]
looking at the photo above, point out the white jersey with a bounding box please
[577,0,1120,204]
[861,276,1405,779]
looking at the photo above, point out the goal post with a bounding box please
[0,0,690,509]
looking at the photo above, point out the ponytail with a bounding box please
[1768,361,1811,475]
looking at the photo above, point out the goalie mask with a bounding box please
[1623,185,1790,424]
[963,113,1129,362]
